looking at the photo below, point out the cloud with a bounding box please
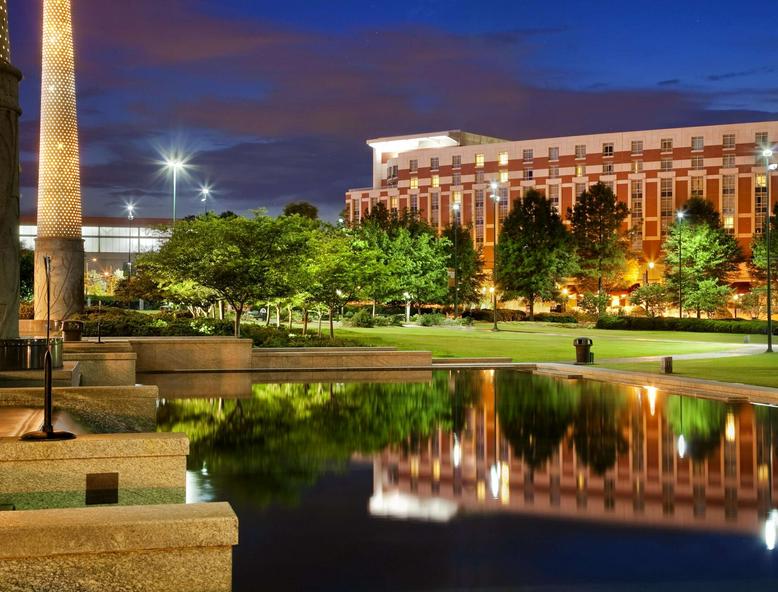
[706,66,775,82]
[658,79,680,86]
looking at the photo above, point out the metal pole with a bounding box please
[172,167,178,224]
[767,155,773,352]
[127,213,133,279]
[454,214,459,318]
[493,193,499,331]
[43,256,52,433]
[678,220,683,319]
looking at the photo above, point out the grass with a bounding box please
[601,354,778,389]
[336,321,762,363]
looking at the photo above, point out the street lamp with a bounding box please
[126,203,135,279]
[763,148,775,353]
[490,181,500,332]
[452,202,460,318]
[164,157,185,225]
[732,293,740,320]
[677,210,685,318]
[561,287,569,313]
[200,185,211,215]
[645,261,655,286]
[403,291,412,323]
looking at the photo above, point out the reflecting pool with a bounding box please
[157,370,778,591]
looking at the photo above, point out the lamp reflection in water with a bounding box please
[765,510,778,550]
[644,386,657,417]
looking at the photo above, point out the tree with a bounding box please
[282,201,319,220]
[496,189,575,319]
[750,202,778,298]
[19,249,34,302]
[568,183,630,309]
[629,284,669,318]
[441,224,485,309]
[682,196,721,227]
[683,279,731,318]
[663,201,741,317]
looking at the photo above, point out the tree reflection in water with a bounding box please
[665,395,727,461]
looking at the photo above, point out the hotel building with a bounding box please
[345,121,778,275]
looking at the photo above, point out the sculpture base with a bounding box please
[34,238,84,322]
[19,430,76,442]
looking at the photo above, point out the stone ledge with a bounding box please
[251,349,432,369]
[0,432,188,462]
[0,502,237,559]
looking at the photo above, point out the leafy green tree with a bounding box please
[682,196,721,227]
[441,223,485,309]
[568,183,630,311]
[282,201,319,220]
[572,382,628,475]
[19,249,34,302]
[683,278,731,318]
[496,189,575,319]
[398,229,450,310]
[629,284,669,317]
[665,395,726,461]
[750,202,778,300]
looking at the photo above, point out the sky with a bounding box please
[10,0,778,222]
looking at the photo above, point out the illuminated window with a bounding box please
[409,159,418,172]
[661,138,673,152]
[475,190,485,243]
[723,134,736,150]
[475,153,485,167]
[660,178,674,235]
[499,170,509,183]
[549,146,559,161]
[430,192,440,226]
[452,190,462,204]
[499,188,509,220]
[431,174,440,188]
[549,165,559,179]
[575,144,586,159]
[410,177,418,189]
[631,160,643,173]
[522,149,533,162]
[722,175,736,233]
[575,164,586,177]
[756,173,768,234]
[498,151,509,166]
[452,155,461,168]
[690,176,704,198]
[602,143,614,157]
[661,157,673,171]
[723,154,736,168]
[390,197,399,213]
[631,180,643,223]
[631,140,643,155]
[691,136,704,151]
[691,156,704,170]
[430,157,439,170]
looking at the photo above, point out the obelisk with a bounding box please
[34,0,84,322]
[0,0,22,339]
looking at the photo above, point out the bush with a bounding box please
[348,309,374,328]
[463,309,526,322]
[596,315,777,335]
[532,312,578,324]
[371,314,405,327]
[19,301,34,320]
[414,313,445,326]
[240,324,363,348]
[75,307,234,337]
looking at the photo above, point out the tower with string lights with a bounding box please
[34,0,84,321]
[0,0,22,338]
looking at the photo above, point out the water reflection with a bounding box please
[157,370,778,546]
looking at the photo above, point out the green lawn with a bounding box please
[336,322,762,363]
[601,354,778,388]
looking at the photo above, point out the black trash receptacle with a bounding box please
[573,337,593,365]
[63,320,84,342]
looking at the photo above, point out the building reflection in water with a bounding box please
[370,370,778,549]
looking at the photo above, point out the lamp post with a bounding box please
[561,288,569,313]
[452,202,460,318]
[677,211,685,318]
[645,261,655,286]
[126,204,135,279]
[165,158,184,225]
[200,185,210,215]
[763,149,775,353]
[490,181,500,332]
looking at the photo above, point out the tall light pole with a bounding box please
[126,204,135,279]
[763,149,776,353]
[452,202,460,318]
[200,185,211,215]
[677,210,685,318]
[165,158,184,225]
[645,261,655,286]
[490,181,500,332]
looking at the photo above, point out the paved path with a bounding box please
[599,343,765,364]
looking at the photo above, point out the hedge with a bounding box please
[596,315,777,335]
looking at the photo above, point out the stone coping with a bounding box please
[255,346,396,352]
[251,349,427,357]
[63,352,137,361]
[0,385,158,399]
[0,502,237,559]
[0,432,188,462]
[64,341,133,353]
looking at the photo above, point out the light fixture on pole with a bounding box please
[164,157,185,225]
[452,201,460,318]
[645,261,655,285]
[490,181,500,332]
[677,210,685,318]
[200,185,211,215]
[126,203,135,279]
[763,148,775,353]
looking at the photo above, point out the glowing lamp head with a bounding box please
[648,261,655,270]
[677,211,685,220]
[770,163,778,171]
[763,149,773,158]
[766,510,778,551]
[677,434,686,459]
[452,202,460,212]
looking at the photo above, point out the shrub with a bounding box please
[371,314,404,327]
[241,324,363,348]
[596,315,777,335]
[414,313,445,326]
[348,309,374,328]
[463,309,526,322]
[532,312,578,324]
[19,301,34,320]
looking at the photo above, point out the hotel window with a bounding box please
[499,188,509,220]
[575,182,586,199]
[524,168,534,180]
[602,162,614,175]
[722,175,736,233]
[631,160,643,174]
[723,134,736,150]
[431,174,440,188]
[523,149,533,163]
[575,144,586,159]
[602,180,614,191]
[410,177,418,189]
[756,173,768,234]
[691,136,704,151]
[431,192,440,226]
[390,197,399,214]
[602,143,614,157]
[370,196,378,210]
[499,151,509,166]
[661,138,673,152]
[430,157,439,170]
[499,170,509,184]
[549,146,559,161]
[690,176,704,198]
[691,156,704,170]
[475,170,484,184]
[756,131,769,146]
[409,159,418,172]
[475,190,485,243]
[661,157,673,171]
[409,194,418,212]
[723,154,736,168]
[549,165,559,179]
[452,172,461,186]
[631,140,643,155]
[575,164,586,177]
[631,180,643,224]
[452,191,462,223]
[475,153,485,167]
[353,199,361,219]
[452,155,461,168]
[660,178,674,235]
[548,184,560,211]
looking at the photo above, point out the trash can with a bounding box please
[573,337,593,365]
[62,320,84,342]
